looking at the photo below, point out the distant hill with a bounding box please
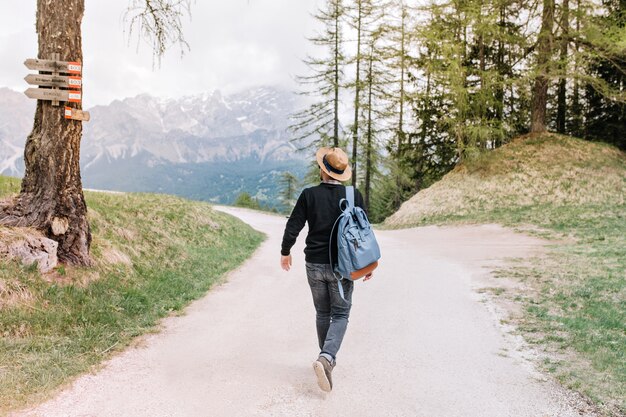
[385,133,626,227]
[0,88,33,176]
[0,86,308,207]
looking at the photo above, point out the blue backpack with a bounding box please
[330,186,381,301]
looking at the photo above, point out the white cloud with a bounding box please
[0,0,321,107]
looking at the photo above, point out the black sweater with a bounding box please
[281,183,366,264]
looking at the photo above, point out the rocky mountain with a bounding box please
[0,86,308,207]
[0,88,33,176]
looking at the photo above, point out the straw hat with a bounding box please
[316,147,352,182]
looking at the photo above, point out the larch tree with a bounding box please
[530,0,555,133]
[556,0,570,133]
[279,171,300,213]
[347,0,365,186]
[346,0,385,187]
[291,0,346,149]
[0,0,191,265]
[569,0,583,137]
[581,0,626,149]
[361,27,389,211]
[379,0,416,209]
[384,0,413,158]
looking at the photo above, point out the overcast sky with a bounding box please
[0,0,321,108]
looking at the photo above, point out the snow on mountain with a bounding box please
[0,86,307,206]
[81,86,300,167]
[0,88,34,176]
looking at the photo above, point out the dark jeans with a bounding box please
[305,262,353,365]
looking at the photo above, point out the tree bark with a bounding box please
[556,0,569,133]
[570,0,582,136]
[333,0,341,147]
[0,0,91,266]
[364,43,374,212]
[392,2,408,209]
[531,0,555,133]
[494,1,505,146]
[351,0,362,187]
[397,3,407,157]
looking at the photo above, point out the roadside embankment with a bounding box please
[386,134,626,415]
[0,175,264,414]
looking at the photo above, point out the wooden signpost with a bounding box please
[24,88,81,102]
[24,74,82,89]
[23,58,82,74]
[64,107,90,122]
[23,55,89,122]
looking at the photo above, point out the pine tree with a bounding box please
[347,0,365,186]
[346,0,384,187]
[382,0,414,158]
[569,0,584,137]
[291,0,346,149]
[378,0,417,208]
[581,0,626,149]
[362,27,389,212]
[279,171,300,213]
[556,0,570,133]
[530,0,555,133]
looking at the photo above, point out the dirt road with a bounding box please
[14,207,595,417]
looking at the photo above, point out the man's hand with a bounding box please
[363,272,374,281]
[281,255,292,271]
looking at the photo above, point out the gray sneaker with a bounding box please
[312,356,334,392]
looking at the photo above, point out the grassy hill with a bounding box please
[386,133,625,225]
[386,133,626,415]
[0,176,264,414]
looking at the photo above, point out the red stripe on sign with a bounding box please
[67,62,82,74]
[64,107,72,119]
[68,76,82,89]
[68,91,81,103]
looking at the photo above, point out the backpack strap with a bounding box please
[338,186,354,213]
[327,185,354,305]
[336,272,348,303]
[328,215,341,270]
[346,186,354,209]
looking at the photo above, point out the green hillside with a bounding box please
[0,176,264,413]
[386,133,626,415]
[386,133,625,226]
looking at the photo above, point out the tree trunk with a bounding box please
[397,3,407,157]
[416,50,433,194]
[352,0,362,187]
[478,3,486,148]
[531,0,555,133]
[393,3,408,209]
[556,0,569,133]
[420,66,432,146]
[494,1,505,147]
[571,0,582,136]
[333,0,340,147]
[0,0,91,266]
[364,45,374,212]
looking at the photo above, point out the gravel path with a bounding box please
[13,206,597,417]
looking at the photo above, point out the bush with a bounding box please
[233,192,261,210]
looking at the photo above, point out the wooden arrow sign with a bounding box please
[64,107,90,121]
[24,74,82,89]
[24,88,81,103]
[24,58,81,74]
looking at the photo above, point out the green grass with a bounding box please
[0,175,264,414]
[385,134,626,415]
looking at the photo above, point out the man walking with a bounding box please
[280,147,373,392]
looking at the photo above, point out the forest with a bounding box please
[289,0,626,222]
